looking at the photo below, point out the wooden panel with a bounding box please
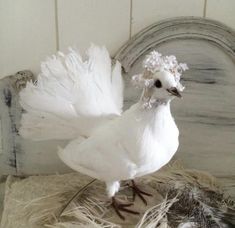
[0,71,71,175]
[0,76,21,174]
[19,139,70,175]
[0,120,2,155]
[207,0,235,30]
[132,0,204,35]
[0,0,57,77]
[57,0,130,56]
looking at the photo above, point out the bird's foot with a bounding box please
[130,180,152,205]
[111,197,140,220]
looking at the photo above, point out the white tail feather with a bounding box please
[111,61,124,112]
[20,45,123,140]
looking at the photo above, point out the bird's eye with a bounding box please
[154,79,162,88]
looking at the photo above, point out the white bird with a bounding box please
[19,45,188,219]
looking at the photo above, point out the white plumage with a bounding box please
[19,45,187,217]
[58,101,179,198]
[20,45,123,140]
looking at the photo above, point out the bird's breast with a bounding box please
[123,107,179,177]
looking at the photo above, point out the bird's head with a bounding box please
[132,51,188,108]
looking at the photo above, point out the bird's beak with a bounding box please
[167,87,182,98]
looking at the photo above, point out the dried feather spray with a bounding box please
[165,184,235,228]
[138,164,235,228]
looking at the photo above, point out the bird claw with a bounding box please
[111,197,140,220]
[131,180,152,205]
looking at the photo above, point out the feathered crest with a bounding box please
[132,50,188,89]
[143,50,188,79]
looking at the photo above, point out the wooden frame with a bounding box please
[115,17,235,72]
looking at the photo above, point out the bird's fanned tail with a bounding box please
[19,44,123,141]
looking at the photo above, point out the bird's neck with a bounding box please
[137,95,173,125]
[139,88,171,110]
[134,99,175,142]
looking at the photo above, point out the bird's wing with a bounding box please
[58,106,141,182]
[58,129,138,182]
[20,44,124,140]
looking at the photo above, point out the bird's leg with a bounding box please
[111,197,140,220]
[130,180,152,205]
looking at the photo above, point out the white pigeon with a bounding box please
[19,45,188,219]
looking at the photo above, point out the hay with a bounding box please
[1,162,234,228]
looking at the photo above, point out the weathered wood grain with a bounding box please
[116,17,235,73]
[0,71,32,175]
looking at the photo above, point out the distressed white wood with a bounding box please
[0,76,20,174]
[116,17,235,73]
[57,0,130,56]
[0,71,71,175]
[0,0,57,77]
[0,176,6,220]
[207,0,235,30]
[19,139,70,175]
[131,0,204,35]
[0,120,2,155]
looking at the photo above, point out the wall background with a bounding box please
[0,0,235,78]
